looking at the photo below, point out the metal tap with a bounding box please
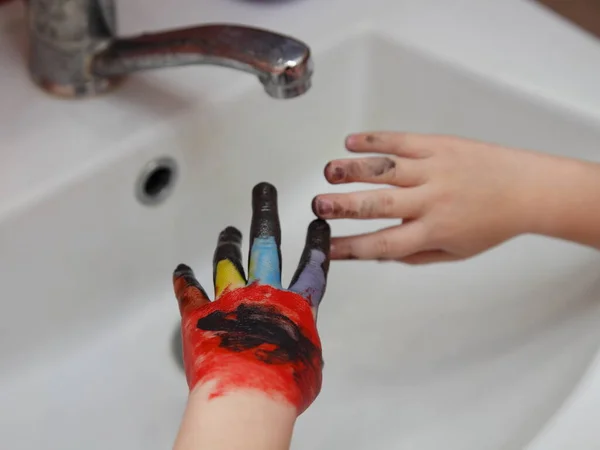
[27,0,313,99]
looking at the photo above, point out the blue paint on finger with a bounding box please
[248,236,282,288]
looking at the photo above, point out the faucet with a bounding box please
[26,0,314,99]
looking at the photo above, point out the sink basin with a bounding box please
[3,28,600,450]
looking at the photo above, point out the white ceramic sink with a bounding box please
[4,2,600,449]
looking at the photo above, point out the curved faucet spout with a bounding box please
[92,25,313,99]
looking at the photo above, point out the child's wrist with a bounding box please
[190,377,299,410]
[521,155,600,241]
[174,380,297,450]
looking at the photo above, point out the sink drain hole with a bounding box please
[136,157,178,206]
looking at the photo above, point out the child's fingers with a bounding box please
[248,182,282,288]
[289,219,331,319]
[173,264,211,315]
[213,226,247,298]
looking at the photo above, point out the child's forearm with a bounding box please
[526,155,600,249]
[173,381,297,450]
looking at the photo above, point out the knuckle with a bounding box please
[346,160,363,180]
[334,239,361,260]
[377,193,396,217]
[373,157,398,180]
[431,188,449,206]
[420,220,443,248]
[358,199,374,218]
[334,197,359,218]
[388,160,401,181]
[394,133,409,153]
[374,235,393,258]
[344,244,361,260]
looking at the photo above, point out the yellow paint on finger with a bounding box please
[215,259,246,297]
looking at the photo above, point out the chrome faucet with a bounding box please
[27,0,313,99]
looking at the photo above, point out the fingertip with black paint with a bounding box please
[250,182,281,242]
[218,226,243,242]
[306,219,331,253]
[174,263,193,278]
[213,225,247,297]
[248,182,283,286]
[173,263,211,313]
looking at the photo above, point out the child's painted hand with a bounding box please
[173,182,330,415]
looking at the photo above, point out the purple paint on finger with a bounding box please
[289,249,327,310]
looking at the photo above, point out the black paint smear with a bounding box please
[371,157,396,177]
[213,226,247,284]
[197,303,322,369]
[289,219,331,288]
[249,182,282,271]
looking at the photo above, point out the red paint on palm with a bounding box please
[180,284,323,414]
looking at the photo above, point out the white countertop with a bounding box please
[3,0,600,447]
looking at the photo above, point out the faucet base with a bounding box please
[28,34,125,98]
[28,0,120,98]
[31,73,126,98]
